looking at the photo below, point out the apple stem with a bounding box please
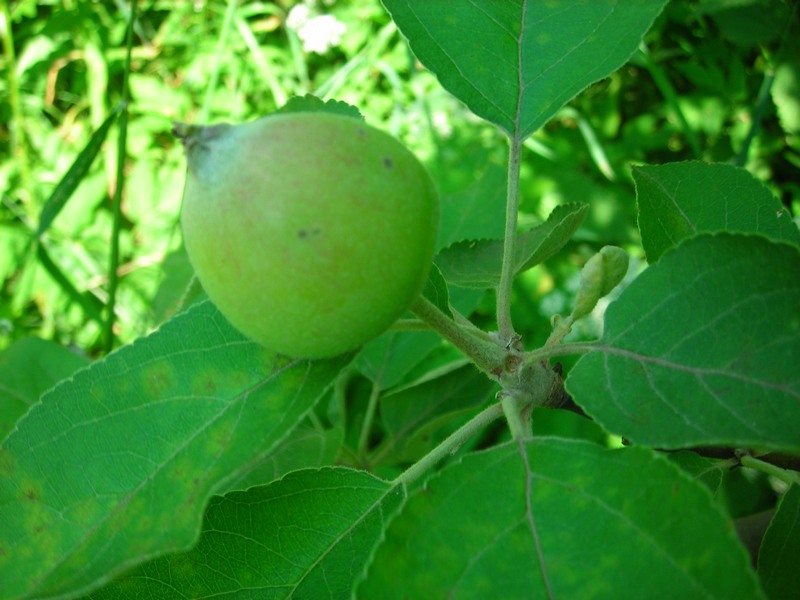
[410,295,507,379]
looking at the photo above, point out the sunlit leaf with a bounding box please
[276,94,364,120]
[35,109,120,238]
[383,0,668,138]
[567,234,800,453]
[0,300,351,600]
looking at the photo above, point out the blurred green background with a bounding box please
[1,0,798,356]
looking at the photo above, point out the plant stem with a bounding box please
[394,402,505,486]
[740,455,800,486]
[410,295,505,378]
[524,341,597,363]
[357,377,383,463]
[501,395,531,441]
[496,133,523,341]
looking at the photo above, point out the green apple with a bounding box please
[176,112,439,359]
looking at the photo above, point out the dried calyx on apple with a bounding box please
[175,109,439,359]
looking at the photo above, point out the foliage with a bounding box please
[1,0,799,598]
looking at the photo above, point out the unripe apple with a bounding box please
[176,112,439,359]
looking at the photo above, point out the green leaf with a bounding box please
[380,361,495,462]
[0,337,89,440]
[437,161,507,251]
[633,162,800,262]
[276,93,363,120]
[88,468,404,599]
[383,0,668,138]
[35,109,120,238]
[666,451,725,495]
[566,234,800,454]
[0,300,351,600]
[435,203,588,289]
[758,484,800,599]
[356,285,485,389]
[221,423,344,492]
[361,438,762,599]
[422,264,452,318]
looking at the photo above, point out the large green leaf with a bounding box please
[435,203,588,289]
[567,234,800,453]
[0,300,351,600]
[89,468,405,599]
[361,437,762,599]
[383,0,668,138]
[633,162,800,263]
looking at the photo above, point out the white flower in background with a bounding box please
[286,3,346,54]
[286,4,310,30]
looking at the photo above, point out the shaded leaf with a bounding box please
[383,0,668,138]
[0,300,351,600]
[435,203,588,288]
[89,468,405,600]
[222,423,344,492]
[380,361,495,462]
[422,264,452,318]
[758,484,800,599]
[0,337,89,440]
[357,286,485,388]
[633,162,800,263]
[566,234,800,453]
[362,437,762,599]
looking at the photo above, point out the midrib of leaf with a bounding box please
[516,437,553,599]
[293,480,403,594]
[519,3,618,137]
[37,357,311,595]
[636,167,698,235]
[405,2,514,127]
[526,445,717,600]
[514,1,526,139]
[595,345,799,399]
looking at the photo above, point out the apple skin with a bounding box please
[178,112,439,359]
